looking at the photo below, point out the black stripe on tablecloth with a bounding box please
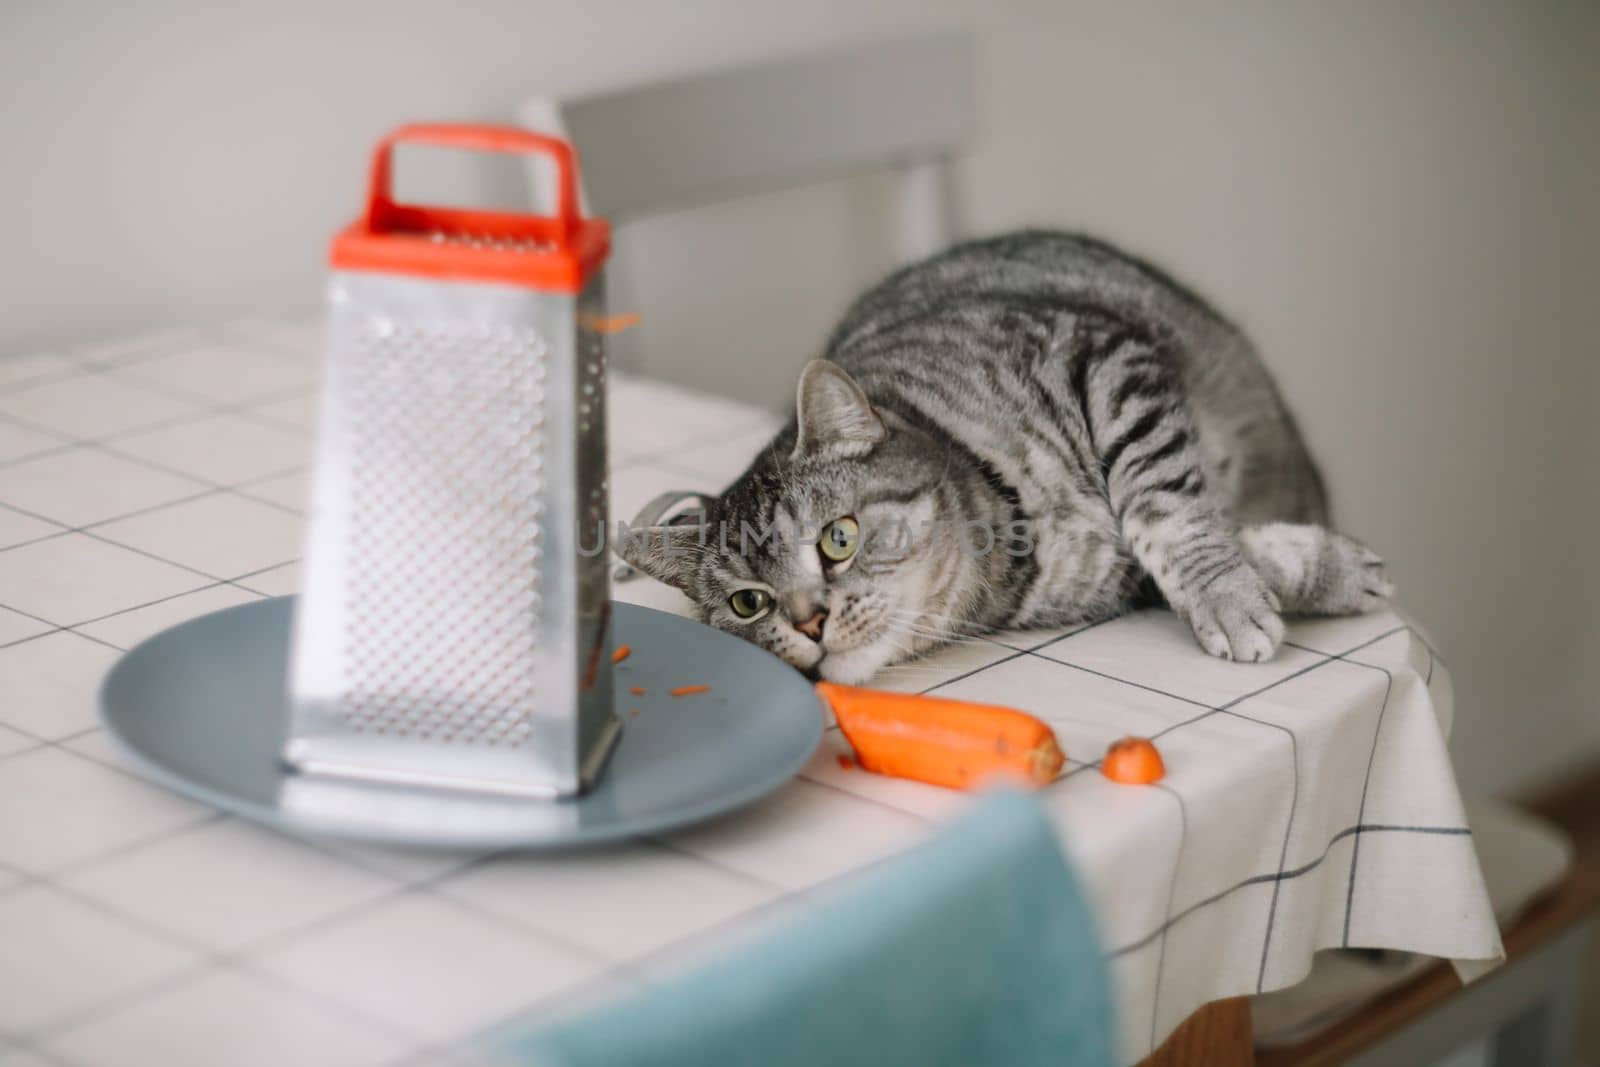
[1147,781,1189,1049]
[1341,654,1395,947]
[1108,822,1472,959]
[1282,638,1400,948]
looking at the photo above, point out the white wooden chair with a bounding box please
[518,31,975,396]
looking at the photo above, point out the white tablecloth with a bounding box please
[0,320,1501,1065]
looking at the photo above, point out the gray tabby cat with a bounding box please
[620,231,1390,684]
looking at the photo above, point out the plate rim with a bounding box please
[99,597,823,850]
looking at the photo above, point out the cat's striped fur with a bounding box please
[621,231,1390,683]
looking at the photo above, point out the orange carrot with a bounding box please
[814,682,1064,791]
[1101,737,1165,785]
[612,645,631,664]
[837,754,855,772]
[578,311,641,335]
[670,684,711,698]
[629,686,646,697]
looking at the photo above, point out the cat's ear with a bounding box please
[615,525,707,591]
[793,360,885,459]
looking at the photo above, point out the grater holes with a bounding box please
[425,230,559,255]
[337,317,548,744]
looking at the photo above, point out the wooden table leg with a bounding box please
[1139,997,1254,1067]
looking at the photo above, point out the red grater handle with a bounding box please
[364,123,581,246]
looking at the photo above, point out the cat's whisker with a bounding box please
[889,607,987,626]
[885,611,1003,644]
[886,606,994,629]
[888,626,991,651]
[874,656,955,668]
[889,622,988,644]
[887,618,992,641]
[905,633,991,650]
[895,623,996,643]
[880,623,942,657]
[884,626,928,650]
[876,643,960,668]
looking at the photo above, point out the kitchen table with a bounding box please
[0,320,1501,1065]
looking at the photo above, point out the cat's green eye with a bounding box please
[819,516,860,563]
[728,588,773,619]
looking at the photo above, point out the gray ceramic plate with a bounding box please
[100,598,822,849]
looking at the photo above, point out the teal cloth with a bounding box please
[494,790,1116,1067]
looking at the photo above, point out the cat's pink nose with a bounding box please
[794,611,828,641]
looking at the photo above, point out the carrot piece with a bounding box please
[578,311,641,335]
[1101,737,1165,785]
[814,682,1064,791]
[629,686,646,697]
[837,754,855,771]
[612,645,631,664]
[670,684,711,698]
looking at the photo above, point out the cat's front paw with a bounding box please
[1182,564,1284,663]
[1318,535,1394,615]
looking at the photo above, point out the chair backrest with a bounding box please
[518,34,976,407]
[521,32,974,260]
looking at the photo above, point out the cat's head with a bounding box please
[617,360,975,684]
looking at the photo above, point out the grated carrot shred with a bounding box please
[579,311,641,335]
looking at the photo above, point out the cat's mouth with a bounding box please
[807,639,902,686]
[772,598,898,683]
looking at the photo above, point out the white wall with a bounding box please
[957,3,1600,799]
[0,0,965,352]
[2,0,1596,797]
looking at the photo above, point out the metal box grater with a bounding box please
[285,124,620,799]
